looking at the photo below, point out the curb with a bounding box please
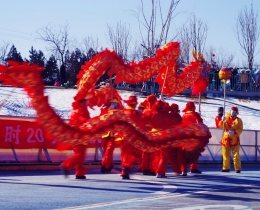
[0,162,121,171]
[1,162,259,171]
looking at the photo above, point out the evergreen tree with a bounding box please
[28,47,37,64]
[6,44,23,62]
[86,48,97,61]
[64,50,70,64]
[28,47,45,66]
[66,48,88,86]
[42,55,58,85]
[23,58,29,63]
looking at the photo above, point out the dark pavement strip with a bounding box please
[0,166,260,210]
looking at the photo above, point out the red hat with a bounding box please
[138,102,145,109]
[124,95,138,106]
[170,103,179,112]
[182,101,196,112]
[152,100,165,111]
[231,106,239,114]
[162,101,170,111]
[146,94,157,106]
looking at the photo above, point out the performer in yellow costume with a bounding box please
[219,106,243,173]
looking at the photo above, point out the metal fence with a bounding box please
[208,71,260,92]
[200,128,260,163]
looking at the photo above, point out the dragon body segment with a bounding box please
[0,42,211,153]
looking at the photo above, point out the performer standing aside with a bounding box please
[181,101,203,174]
[60,63,67,86]
[60,99,90,179]
[215,107,224,128]
[219,106,243,173]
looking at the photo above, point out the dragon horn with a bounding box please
[192,49,197,61]
[198,51,205,63]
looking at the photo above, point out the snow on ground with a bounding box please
[0,86,260,130]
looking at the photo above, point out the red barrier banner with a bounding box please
[0,116,102,149]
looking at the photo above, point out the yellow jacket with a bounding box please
[219,112,243,146]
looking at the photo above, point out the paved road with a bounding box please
[1,165,260,210]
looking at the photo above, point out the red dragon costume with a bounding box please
[0,43,211,180]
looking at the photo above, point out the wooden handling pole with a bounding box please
[160,67,169,100]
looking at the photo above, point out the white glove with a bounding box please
[228,130,235,134]
[222,116,226,121]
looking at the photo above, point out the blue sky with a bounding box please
[0,0,259,66]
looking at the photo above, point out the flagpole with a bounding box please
[110,76,113,101]
[160,67,169,100]
[198,90,201,115]
[218,67,232,133]
[222,80,227,133]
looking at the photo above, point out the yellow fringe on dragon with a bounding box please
[0,42,211,153]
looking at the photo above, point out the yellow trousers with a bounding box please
[222,145,241,170]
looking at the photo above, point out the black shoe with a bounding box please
[121,174,130,179]
[143,170,150,175]
[137,168,142,172]
[75,175,86,179]
[101,166,106,174]
[221,169,230,172]
[143,170,156,176]
[107,165,113,172]
[190,169,202,174]
[148,171,156,176]
[236,170,241,173]
[156,174,167,178]
[121,168,130,179]
[180,171,187,176]
[60,165,69,178]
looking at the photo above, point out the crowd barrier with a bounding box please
[0,116,260,164]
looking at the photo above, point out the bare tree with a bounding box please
[179,26,191,63]
[189,15,208,56]
[0,40,10,64]
[205,45,235,69]
[255,61,260,69]
[81,36,100,54]
[37,23,71,64]
[137,0,181,57]
[205,45,216,65]
[236,4,260,70]
[130,39,146,62]
[131,0,181,95]
[215,48,235,68]
[107,21,132,61]
[178,15,207,64]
